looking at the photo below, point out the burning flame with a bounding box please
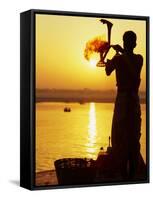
[84,36,109,61]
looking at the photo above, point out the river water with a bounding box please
[36,102,146,172]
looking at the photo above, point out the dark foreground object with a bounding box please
[36,154,146,186]
[54,158,96,185]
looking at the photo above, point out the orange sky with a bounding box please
[36,14,146,91]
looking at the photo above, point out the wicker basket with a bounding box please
[54,158,96,185]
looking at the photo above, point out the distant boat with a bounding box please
[64,107,71,112]
[79,101,85,104]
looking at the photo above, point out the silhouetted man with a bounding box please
[105,31,143,179]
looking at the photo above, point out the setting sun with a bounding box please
[89,59,97,68]
[88,53,99,68]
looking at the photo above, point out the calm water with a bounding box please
[36,102,146,172]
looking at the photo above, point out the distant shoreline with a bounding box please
[36,89,146,104]
[36,98,146,104]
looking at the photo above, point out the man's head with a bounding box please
[123,31,137,52]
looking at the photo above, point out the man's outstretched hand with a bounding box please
[111,44,124,53]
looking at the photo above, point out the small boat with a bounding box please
[79,101,85,104]
[64,107,71,112]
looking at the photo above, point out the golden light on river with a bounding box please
[87,102,97,155]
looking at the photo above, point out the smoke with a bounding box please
[84,36,109,61]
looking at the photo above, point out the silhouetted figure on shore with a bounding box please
[105,31,143,179]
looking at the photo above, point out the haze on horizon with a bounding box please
[36,14,146,92]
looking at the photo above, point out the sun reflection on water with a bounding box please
[86,102,97,157]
